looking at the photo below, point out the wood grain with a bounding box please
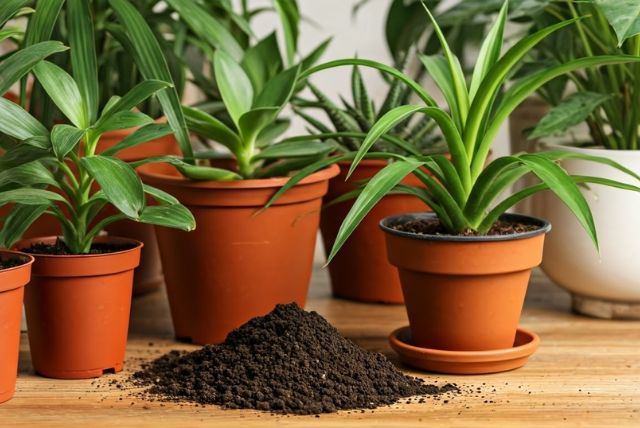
[0,266,638,427]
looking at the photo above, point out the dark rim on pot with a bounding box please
[379,212,552,242]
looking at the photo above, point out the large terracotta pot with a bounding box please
[19,236,141,379]
[321,160,426,303]
[97,125,179,296]
[139,163,339,344]
[539,145,640,319]
[0,251,33,403]
[381,212,550,351]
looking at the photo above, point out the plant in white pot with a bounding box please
[270,0,640,374]
[525,0,640,318]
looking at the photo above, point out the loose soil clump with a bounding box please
[131,303,458,414]
[21,238,136,255]
[392,218,540,236]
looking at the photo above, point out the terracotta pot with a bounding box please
[0,251,34,403]
[139,162,339,344]
[19,236,142,379]
[381,212,550,351]
[320,160,427,304]
[98,124,179,297]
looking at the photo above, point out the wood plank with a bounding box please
[1,267,638,427]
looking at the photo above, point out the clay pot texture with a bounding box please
[97,125,179,297]
[381,212,550,352]
[139,162,339,345]
[320,160,427,304]
[19,237,142,379]
[0,252,33,403]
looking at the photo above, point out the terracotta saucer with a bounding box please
[389,326,539,375]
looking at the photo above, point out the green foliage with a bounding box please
[269,1,640,263]
[0,5,194,254]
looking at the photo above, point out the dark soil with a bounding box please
[20,238,136,255]
[131,303,459,414]
[0,258,25,270]
[392,218,540,236]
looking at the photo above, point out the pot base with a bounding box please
[36,362,123,380]
[0,389,14,404]
[389,326,539,375]
[572,294,640,320]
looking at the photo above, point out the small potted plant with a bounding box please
[273,1,640,372]
[520,1,640,319]
[0,8,195,378]
[114,0,337,344]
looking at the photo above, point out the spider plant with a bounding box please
[267,1,640,262]
[522,0,640,150]
[0,2,194,254]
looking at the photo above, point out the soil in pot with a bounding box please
[382,212,550,352]
[130,303,460,414]
[19,236,141,379]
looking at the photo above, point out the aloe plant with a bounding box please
[0,2,194,254]
[267,1,640,262]
[521,0,640,150]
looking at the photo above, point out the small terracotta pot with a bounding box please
[98,124,179,297]
[320,160,427,304]
[139,162,339,344]
[0,252,34,403]
[19,236,142,379]
[381,212,551,351]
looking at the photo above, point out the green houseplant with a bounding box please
[517,0,640,318]
[112,0,338,345]
[0,2,194,379]
[269,1,640,367]
[0,0,59,401]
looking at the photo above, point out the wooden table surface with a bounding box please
[1,261,639,427]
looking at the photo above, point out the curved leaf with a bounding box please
[139,204,195,231]
[0,97,49,141]
[51,124,84,160]
[101,123,174,157]
[0,41,67,96]
[214,49,253,127]
[33,61,88,128]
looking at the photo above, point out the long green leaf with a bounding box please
[0,97,49,140]
[0,0,28,28]
[0,41,67,96]
[419,54,462,130]
[237,107,279,150]
[67,0,99,124]
[33,61,88,128]
[81,156,145,219]
[254,140,333,161]
[139,204,195,231]
[101,123,174,157]
[96,80,171,129]
[183,106,240,153]
[214,49,253,127]
[0,188,65,207]
[51,124,84,160]
[273,0,299,66]
[0,204,48,248]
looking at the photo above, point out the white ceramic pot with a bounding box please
[538,144,640,319]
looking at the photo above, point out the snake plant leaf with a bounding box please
[109,0,193,161]
[0,188,66,207]
[33,61,88,129]
[595,0,640,46]
[67,0,99,124]
[327,158,424,264]
[81,155,145,219]
[51,124,84,160]
[0,0,29,28]
[274,0,299,66]
[139,204,195,231]
[253,140,334,161]
[529,92,610,140]
[94,111,154,135]
[0,97,49,141]
[241,32,282,95]
[468,1,508,101]
[0,41,67,96]
[165,0,243,61]
[96,80,171,129]
[214,49,253,128]
[101,123,174,157]
[182,106,240,153]
[0,204,48,249]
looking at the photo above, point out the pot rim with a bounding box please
[139,163,340,190]
[380,212,551,242]
[0,250,35,272]
[15,236,144,260]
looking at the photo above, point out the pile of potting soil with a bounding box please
[131,303,458,414]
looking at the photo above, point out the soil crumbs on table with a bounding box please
[130,303,459,415]
[393,218,540,236]
[21,238,136,255]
